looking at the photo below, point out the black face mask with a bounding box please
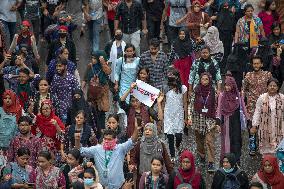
[114,34,123,40]
[59,32,67,38]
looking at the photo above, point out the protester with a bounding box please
[106,113,127,143]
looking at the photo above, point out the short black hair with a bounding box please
[244,3,254,12]
[38,150,52,161]
[149,38,160,48]
[68,148,83,164]
[103,129,117,138]
[249,182,263,189]
[18,116,32,124]
[151,156,164,166]
[18,68,30,75]
[17,147,30,157]
[267,77,280,88]
[251,55,263,64]
[84,167,97,180]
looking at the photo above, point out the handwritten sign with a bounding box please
[130,80,160,107]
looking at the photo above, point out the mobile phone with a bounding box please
[126,172,134,181]
[279,39,284,45]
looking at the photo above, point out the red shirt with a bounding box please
[258,11,278,36]
[107,0,120,20]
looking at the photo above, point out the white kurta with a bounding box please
[164,85,187,134]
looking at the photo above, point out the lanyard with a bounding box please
[104,150,113,169]
[201,92,210,108]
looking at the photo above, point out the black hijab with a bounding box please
[223,153,237,168]
[173,27,193,59]
[256,37,274,71]
[216,2,235,31]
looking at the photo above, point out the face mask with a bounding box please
[103,138,117,150]
[84,178,95,186]
[223,167,234,173]
[115,34,123,40]
[59,33,67,38]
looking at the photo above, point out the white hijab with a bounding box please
[203,26,224,55]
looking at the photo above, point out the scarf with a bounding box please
[2,90,22,121]
[203,26,224,55]
[194,72,215,118]
[70,89,89,120]
[139,123,162,174]
[89,50,108,85]
[258,155,284,189]
[34,100,65,149]
[109,40,126,82]
[220,76,240,117]
[255,38,274,70]
[174,150,201,189]
[259,93,284,145]
[249,18,259,48]
[145,172,167,189]
[173,27,193,58]
[102,138,117,150]
[127,104,150,137]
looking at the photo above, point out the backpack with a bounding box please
[175,170,195,189]
[219,168,242,189]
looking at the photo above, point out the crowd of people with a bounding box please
[0,0,284,188]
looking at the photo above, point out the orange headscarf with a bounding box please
[2,90,22,121]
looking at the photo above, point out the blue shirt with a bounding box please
[80,138,135,189]
[0,108,17,149]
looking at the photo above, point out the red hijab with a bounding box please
[174,150,202,189]
[2,90,22,121]
[258,155,284,189]
[34,100,65,140]
[220,76,240,117]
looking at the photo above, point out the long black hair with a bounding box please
[167,68,182,93]
[264,0,279,21]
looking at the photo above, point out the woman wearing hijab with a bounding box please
[129,123,173,188]
[66,89,93,127]
[187,0,212,40]
[203,26,224,64]
[0,90,21,150]
[212,153,249,189]
[191,72,217,172]
[83,50,111,140]
[167,150,205,189]
[33,100,65,159]
[216,75,247,163]
[216,2,236,68]
[255,37,274,71]
[252,155,284,189]
[251,78,284,155]
[168,27,201,87]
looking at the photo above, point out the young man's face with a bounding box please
[56,63,66,75]
[252,58,263,72]
[18,121,31,135]
[149,45,159,55]
[18,72,29,84]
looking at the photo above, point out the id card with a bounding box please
[202,108,208,113]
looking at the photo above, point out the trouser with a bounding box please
[147,17,161,40]
[88,18,103,53]
[195,129,216,163]
[0,20,16,46]
[167,133,183,158]
[123,30,141,56]
[108,19,115,39]
[167,25,180,45]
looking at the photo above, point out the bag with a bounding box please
[200,12,208,37]
[220,169,241,189]
[176,170,195,189]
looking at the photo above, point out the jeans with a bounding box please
[88,18,102,53]
[0,20,16,46]
[147,17,161,40]
[123,30,141,56]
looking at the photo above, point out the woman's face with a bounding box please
[193,3,201,13]
[91,56,97,64]
[38,156,51,169]
[41,104,51,117]
[66,153,79,167]
[39,80,49,94]
[245,7,254,18]
[60,49,69,60]
[83,172,95,180]
[130,97,141,109]
[224,84,232,92]
[223,157,232,169]
[151,159,162,174]
[107,117,119,130]
[17,154,30,167]
[263,160,274,174]
[144,127,153,138]
[201,48,210,59]
[75,113,85,125]
[200,75,210,86]
[273,27,281,36]
[269,1,276,11]
[139,69,149,82]
[125,47,135,58]
[179,31,186,40]
[181,158,191,171]
[18,72,29,84]
[267,81,278,95]
[3,95,12,106]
